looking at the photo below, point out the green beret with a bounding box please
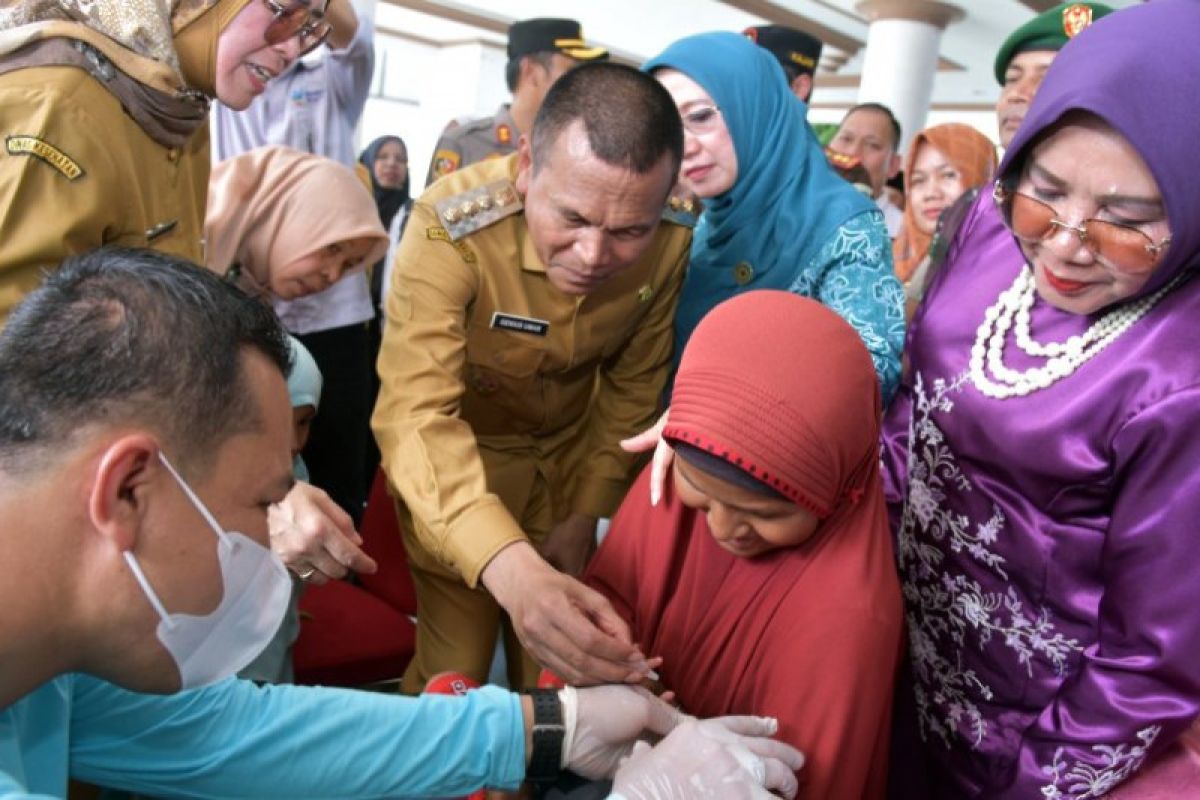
[993,2,1114,84]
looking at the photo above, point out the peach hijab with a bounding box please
[892,123,997,282]
[205,146,388,297]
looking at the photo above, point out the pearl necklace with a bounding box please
[969,267,1177,399]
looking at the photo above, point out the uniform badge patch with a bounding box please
[435,180,524,241]
[426,226,478,263]
[490,312,549,337]
[431,149,461,179]
[1062,3,1094,38]
[6,135,85,181]
[662,195,700,227]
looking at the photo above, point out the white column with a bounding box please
[855,0,963,153]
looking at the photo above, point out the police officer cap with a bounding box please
[507,18,608,62]
[993,2,1114,84]
[743,24,823,76]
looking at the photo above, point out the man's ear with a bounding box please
[791,74,814,104]
[517,55,544,91]
[88,434,160,553]
[514,134,534,197]
[887,152,902,180]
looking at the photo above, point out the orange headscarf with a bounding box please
[892,123,997,282]
[205,146,388,297]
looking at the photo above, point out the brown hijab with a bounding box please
[205,146,389,297]
[892,123,997,282]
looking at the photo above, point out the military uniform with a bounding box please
[372,153,693,691]
[424,104,519,187]
[0,66,208,322]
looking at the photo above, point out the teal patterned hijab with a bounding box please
[644,32,874,354]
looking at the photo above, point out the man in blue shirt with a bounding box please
[0,247,802,798]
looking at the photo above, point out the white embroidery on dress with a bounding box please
[900,371,1083,749]
[1039,726,1161,799]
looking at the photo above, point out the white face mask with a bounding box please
[123,453,292,689]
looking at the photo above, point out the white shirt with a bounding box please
[875,192,904,239]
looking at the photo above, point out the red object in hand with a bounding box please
[537,669,566,690]
[425,671,481,697]
[423,672,486,800]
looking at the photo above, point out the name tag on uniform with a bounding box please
[490,312,549,337]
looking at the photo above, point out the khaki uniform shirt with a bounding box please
[424,105,519,187]
[0,66,208,322]
[373,154,692,587]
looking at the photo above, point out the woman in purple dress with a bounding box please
[881,2,1200,796]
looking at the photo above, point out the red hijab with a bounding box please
[586,291,902,800]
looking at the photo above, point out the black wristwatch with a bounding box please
[527,688,565,795]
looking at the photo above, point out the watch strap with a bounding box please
[527,688,565,793]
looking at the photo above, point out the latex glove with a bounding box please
[610,716,804,800]
[540,513,598,577]
[482,542,655,685]
[561,685,682,779]
[268,481,377,584]
[619,408,674,507]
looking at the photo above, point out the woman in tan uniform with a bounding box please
[0,0,328,321]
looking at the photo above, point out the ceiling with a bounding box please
[376,0,1140,116]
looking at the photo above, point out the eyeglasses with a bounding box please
[681,105,723,136]
[993,183,1171,274]
[262,0,332,56]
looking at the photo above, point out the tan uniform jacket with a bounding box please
[424,104,518,187]
[0,65,208,321]
[373,154,692,587]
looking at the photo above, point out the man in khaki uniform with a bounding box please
[424,18,607,186]
[374,62,693,692]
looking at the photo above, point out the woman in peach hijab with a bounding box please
[892,123,997,315]
[206,145,388,300]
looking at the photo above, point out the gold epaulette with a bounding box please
[662,195,701,227]
[434,180,523,241]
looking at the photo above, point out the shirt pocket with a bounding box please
[461,326,546,434]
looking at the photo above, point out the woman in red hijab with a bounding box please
[585,290,902,800]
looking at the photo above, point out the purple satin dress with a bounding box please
[882,3,1200,794]
[881,191,1200,797]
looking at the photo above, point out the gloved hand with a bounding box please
[609,716,805,800]
[560,684,682,779]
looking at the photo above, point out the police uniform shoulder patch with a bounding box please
[431,148,462,180]
[426,226,478,263]
[6,135,85,181]
[434,179,523,241]
[662,195,700,227]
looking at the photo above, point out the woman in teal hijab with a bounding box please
[645,32,904,402]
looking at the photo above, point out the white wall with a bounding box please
[357,6,510,182]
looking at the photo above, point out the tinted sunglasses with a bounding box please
[262,0,332,56]
[993,182,1170,275]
